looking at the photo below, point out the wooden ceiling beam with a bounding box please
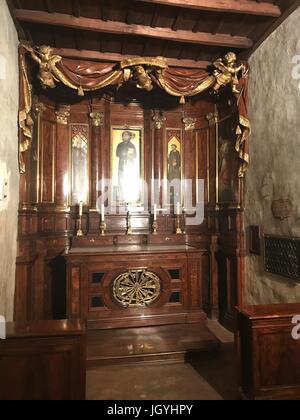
[240,0,300,58]
[14,10,253,49]
[136,0,282,17]
[72,0,81,18]
[44,0,54,13]
[52,48,211,69]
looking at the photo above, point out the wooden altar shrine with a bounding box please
[66,236,210,330]
[15,41,249,348]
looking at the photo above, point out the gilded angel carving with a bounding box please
[122,65,154,91]
[134,66,154,91]
[22,44,62,89]
[213,52,246,94]
[120,57,167,93]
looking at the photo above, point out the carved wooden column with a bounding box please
[209,234,219,320]
[183,116,197,208]
[89,111,104,210]
[206,110,219,210]
[55,106,70,208]
[19,100,46,206]
[86,111,104,234]
[152,112,166,207]
[206,111,219,233]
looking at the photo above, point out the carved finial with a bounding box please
[183,117,197,131]
[33,98,46,115]
[152,113,166,130]
[56,110,70,125]
[206,112,219,126]
[89,112,104,127]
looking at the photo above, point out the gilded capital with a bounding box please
[152,114,166,130]
[89,112,104,127]
[183,117,197,131]
[33,101,46,115]
[56,110,70,125]
[206,112,219,126]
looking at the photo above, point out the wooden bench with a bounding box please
[238,304,300,400]
[0,319,86,400]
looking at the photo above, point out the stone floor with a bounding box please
[86,322,238,400]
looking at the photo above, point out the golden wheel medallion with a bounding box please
[113,270,161,307]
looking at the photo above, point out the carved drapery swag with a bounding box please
[19,44,250,176]
[19,46,34,174]
[235,69,250,177]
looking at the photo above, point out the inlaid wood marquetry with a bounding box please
[113,270,161,308]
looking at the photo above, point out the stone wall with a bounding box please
[245,6,300,304]
[0,2,19,320]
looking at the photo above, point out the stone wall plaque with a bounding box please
[271,199,292,221]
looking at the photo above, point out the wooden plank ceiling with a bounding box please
[8,0,300,68]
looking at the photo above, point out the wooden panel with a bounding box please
[68,266,81,318]
[200,251,211,313]
[239,304,300,400]
[16,95,220,324]
[14,263,34,322]
[66,246,208,329]
[40,119,56,203]
[197,129,210,204]
[0,320,85,400]
[183,129,196,207]
[56,107,70,207]
[71,124,90,205]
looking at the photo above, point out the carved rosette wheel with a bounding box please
[113,270,161,308]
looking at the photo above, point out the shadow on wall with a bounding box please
[49,255,67,319]
[188,343,238,400]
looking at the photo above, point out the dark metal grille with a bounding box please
[264,235,300,281]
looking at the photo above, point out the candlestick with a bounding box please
[154,204,157,221]
[126,211,133,235]
[182,207,186,235]
[77,202,84,237]
[176,203,183,235]
[99,204,106,236]
[176,215,183,235]
[100,220,106,236]
[152,219,158,235]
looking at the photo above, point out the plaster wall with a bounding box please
[245,6,300,303]
[0,1,19,320]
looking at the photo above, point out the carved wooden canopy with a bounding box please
[19,45,250,177]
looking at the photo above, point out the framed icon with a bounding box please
[111,127,143,206]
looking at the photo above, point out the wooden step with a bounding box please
[87,323,220,368]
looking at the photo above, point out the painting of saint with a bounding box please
[111,128,143,205]
[167,134,182,206]
[218,136,238,203]
[116,131,137,200]
[168,143,181,182]
[71,125,89,205]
